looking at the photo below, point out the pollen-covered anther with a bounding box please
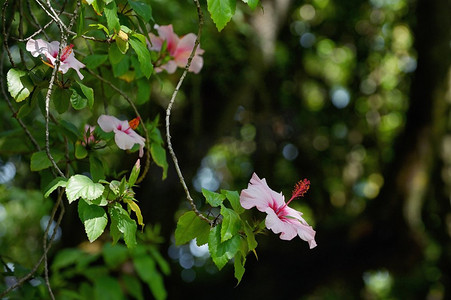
[128,117,140,130]
[61,44,74,61]
[288,179,310,204]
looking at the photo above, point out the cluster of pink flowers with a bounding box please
[240,173,317,249]
[148,24,204,74]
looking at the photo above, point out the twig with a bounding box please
[2,0,15,67]
[165,0,211,225]
[26,0,50,40]
[86,69,151,184]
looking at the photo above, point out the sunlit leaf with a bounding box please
[124,198,144,228]
[221,189,244,214]
[78,199,108,242]
[66,174,105,203]
[77,81,94,109]
[208,225,240,270]
[220,205,241,242]
[202,188,225,207]
[207,0,236,31]
[7,69,34,102]
[43,176,67,198]
[104,1,120,32]
[70,88,87,110]
[108,203,137,248]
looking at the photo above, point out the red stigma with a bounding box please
[61,44,74,61]
[128,117,140,130]
[287,179,310,205]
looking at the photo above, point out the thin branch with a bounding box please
[18,0,27,66]
[2,0,15,67]
[86,69,151,183]
[165,0,211,225]
[26,0,50,40]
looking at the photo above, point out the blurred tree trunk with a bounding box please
[358,0,451,289]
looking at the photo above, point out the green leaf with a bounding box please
[150,142,167,180]
[43,176,67,198]
[221,189,244,214]
[104,1,120,32]
[202,189,225,207]
[175,211,210,246]
[83,54,109,69]
[128,159,140,187]
[77,6,85,36]
[66,174,105,204]
[220,205,241,242]
[116,36,129,54]
[243,221,258,252]
[124,198,144,228]
[52,87,71,114]
[70,88,87,110]
[208,225,240,270]
[234,252,246,285]
[136,79,151,104]
[127,0,153,22]
[132,254,166,300]
[108,43,123,64]
[207,0,236,31]
[89,154,105,182]
[60,119,81,142]
[77,81,94,109]
[109,203,137,248]
[30,150,64,171]
[241,0,259,9]
[112,55,130,77]
[148,247,170,276]
[122,274,144,300]
[78,199,108,242]
[7,69,34,102]
[75,142,88,159]
[93,276,123,300]
[51,248,85,271]
[129,37,153,79]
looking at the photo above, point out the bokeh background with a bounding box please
[1,0,450,298]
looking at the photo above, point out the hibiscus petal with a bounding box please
[148,33,163,51]
[26,39,51,57]
[97,115,122,133]
[264,208,297,240]
[160,60,178,74]
[114,130,138,150]
[156,24,179,55]
[240,173,286,212]
[63,55,85,79]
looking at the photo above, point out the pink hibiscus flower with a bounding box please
[240,173,317,249]
[148,24,204,74]
[97,115,145,157]
[26,39,85,80]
